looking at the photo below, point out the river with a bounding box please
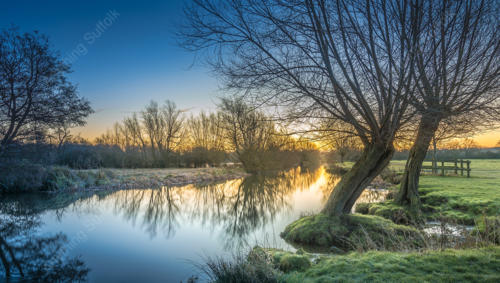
[0,167,387,282]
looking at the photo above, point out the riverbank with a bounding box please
[0,164,249,193]
[89,167,250,189]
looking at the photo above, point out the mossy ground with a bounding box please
[281,213,424,252]
[268,246,500,283]
[357,159,500,226]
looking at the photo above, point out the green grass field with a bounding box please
[389,159,500,224]
[339,159,500,224]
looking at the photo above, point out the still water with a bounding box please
[0,167,386,282]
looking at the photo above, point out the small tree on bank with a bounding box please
[0,27,92,152]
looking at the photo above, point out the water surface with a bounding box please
[0,167,386,282]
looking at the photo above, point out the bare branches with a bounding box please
[180,0,416,146]
[410,0,500,118]
[0,27,93,148]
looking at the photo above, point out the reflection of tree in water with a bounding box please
[189,167,324,248]
[107,167,324,248]
[111,187,183,238]
[0,202,89,282]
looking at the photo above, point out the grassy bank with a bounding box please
[358,159,500,225]
[202,246,500,282]
[0,163,248,193]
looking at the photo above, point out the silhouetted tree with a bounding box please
[181,0,416,215]
[0,27,92,152]
[396,0,500,206]
[162,100,184,153]
[218,97,277,173]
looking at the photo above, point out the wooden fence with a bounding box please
[421,159,471,177]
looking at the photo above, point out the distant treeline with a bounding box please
[1,98,320,173]
[1,142,320,171]
[327,147,500,163]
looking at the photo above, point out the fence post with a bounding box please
[441,161,445,176]
[454,160,458,174]
[460,159,464,176]
[467,161,470,178]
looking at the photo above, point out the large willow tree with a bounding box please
[181,0,416,216]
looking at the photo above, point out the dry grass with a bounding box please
[78,167,249,190]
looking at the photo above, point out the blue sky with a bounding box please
[2,0,499,146]
[0,0,219,138]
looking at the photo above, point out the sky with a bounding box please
[1,0,499,147]
[0,0,220,138]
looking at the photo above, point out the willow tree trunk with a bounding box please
[431,137,438,174]
[322,142,395,216]
[396,115,441,206]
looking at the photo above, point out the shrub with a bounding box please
[0,160,48,192]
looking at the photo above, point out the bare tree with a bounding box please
[396,0,500,206]
[316,120,361,163]
[140,100,184,156]
[141,101,165,155]
[123,113,147,151]
[181,0,416,215]
[218,97,277,173]
[52,121,73,149]
[186,111,225,151]
[161,100,184,153]
[0,27,92,152]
